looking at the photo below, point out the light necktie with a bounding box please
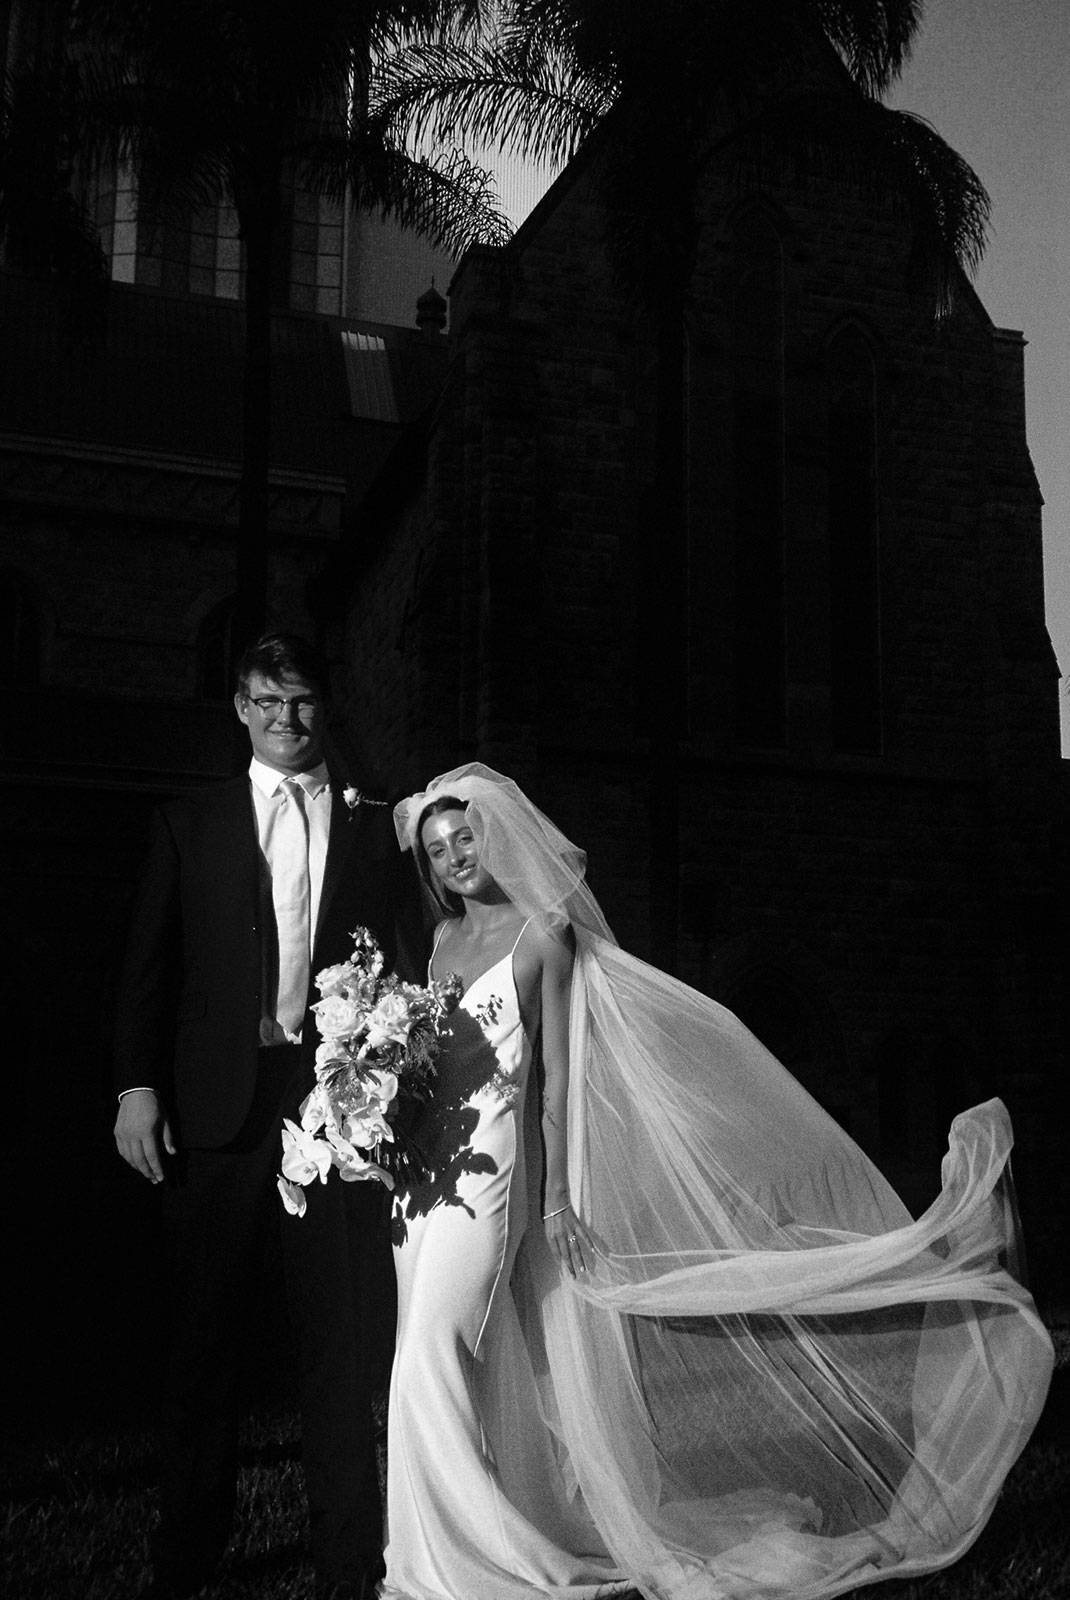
[272,775,311,1041]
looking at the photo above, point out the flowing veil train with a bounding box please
[394,766,1053,1599]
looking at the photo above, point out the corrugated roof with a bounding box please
[0,274,448,480]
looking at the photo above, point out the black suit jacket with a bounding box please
[114,773,421,1148]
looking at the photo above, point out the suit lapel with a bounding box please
[208,775,259,907]
[314,782,367,957]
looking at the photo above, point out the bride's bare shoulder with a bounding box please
[517,920,575,979]
[429,916,463,963]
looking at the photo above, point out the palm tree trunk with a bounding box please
[235,204,275,650]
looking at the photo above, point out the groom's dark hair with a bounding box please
[235,632,329,698]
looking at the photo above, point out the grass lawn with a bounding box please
[2,1327,1065,1600]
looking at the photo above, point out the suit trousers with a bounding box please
[281,1147,397,1586]
[155,1046,396,1586]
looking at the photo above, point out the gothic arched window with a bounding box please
[730,213,786,746]
[825,326,882,753]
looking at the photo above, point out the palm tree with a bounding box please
[378,1,987,293]
[68,0,512,647]
[374,0,991,964]
[0,10,107,319]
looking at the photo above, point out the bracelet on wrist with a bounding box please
[542,1203,569,1220]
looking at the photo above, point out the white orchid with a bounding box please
[337,1068,398,1148]
[365,1067,399,1105]
[299,1086,329,1135]
[277,1176,308,1216]
[325,1128,395,1189]
[342,1105,393,1150]
[280,1118,333,1186]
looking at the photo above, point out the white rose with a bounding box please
[312,994,364,1039]
[315,962,358,998]
[365,991,412,1050]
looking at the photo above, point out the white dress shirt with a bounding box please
[117,759,334,1096]
[249,756,332,1043]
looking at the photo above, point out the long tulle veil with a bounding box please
[396,765,1053,1599]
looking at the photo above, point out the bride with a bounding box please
[381,764,1052,1600]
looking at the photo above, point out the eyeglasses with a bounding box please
[246,695,321,715]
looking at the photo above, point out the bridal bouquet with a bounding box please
[278,926,461,1216]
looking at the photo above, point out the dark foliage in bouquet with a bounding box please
[278,927,461,1215]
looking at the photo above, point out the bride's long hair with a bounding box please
[412,795,467,918]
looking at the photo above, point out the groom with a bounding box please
[114,632,419,1600]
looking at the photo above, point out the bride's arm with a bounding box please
[536,925,592,1276]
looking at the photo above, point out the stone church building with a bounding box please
[1,16,1066,1412]
[326,117,1067,1265]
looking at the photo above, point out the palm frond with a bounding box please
[322,140,512,255]
[508,0,924,97]
[870,103,991,303]
[372,36,612,168]
[726,90,990,304]
[371,0,509,55]
[811,0,924,94]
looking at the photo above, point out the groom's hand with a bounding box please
[114,1089,176,1184]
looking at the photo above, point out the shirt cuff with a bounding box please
[117,1086,157,1102]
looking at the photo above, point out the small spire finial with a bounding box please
[416,281,447,335]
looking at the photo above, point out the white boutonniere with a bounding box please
[341,784,388,812]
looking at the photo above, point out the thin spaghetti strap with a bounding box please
[508,917,533,957]
[427,921,449,982]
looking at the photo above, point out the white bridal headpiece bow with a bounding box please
[394,763,613,941]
